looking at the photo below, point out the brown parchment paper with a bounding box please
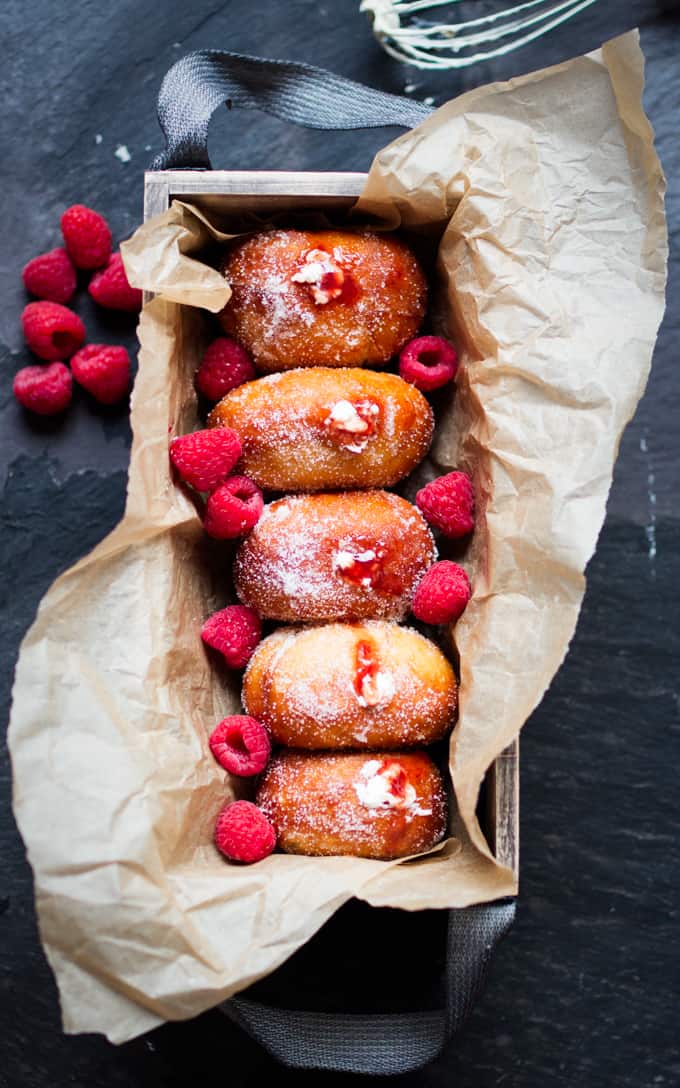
[8,31,666,1043]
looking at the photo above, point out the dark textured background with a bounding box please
[1,1,678,1085]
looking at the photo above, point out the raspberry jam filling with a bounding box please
[353,639,395,708]
[291,247,358,305]
[324,398,380,453]
[332,538,404,595]
[333,545,385,588]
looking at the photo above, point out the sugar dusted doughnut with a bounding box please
[256,750,447,859]
[209,367,433,492]
[233,491,436,622]
[218,230,427,373]
[243,621,456,749]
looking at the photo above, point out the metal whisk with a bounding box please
[361,0,600,69]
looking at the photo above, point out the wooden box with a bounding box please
[143,168,519,883]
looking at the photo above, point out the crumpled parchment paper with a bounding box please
[8,31,666,1042]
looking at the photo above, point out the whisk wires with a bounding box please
[361,0,600,69]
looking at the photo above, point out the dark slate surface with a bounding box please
[1,1,679,1085]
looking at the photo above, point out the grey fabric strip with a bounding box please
[221,901,516,1075]
[225,1004,446,1076]
[153,49,432,169]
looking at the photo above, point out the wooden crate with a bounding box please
[143,169,519,882]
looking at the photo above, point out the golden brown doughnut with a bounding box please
[233,491,436,622]
[218,229,427,373]
[243,621,456,749]
[208,367,433,492]
[256,750,447,859]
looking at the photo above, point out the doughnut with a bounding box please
[256,750,447,859]
[218,229,427,373]
[233,491,436,622]
[243,621,457,749]
[208,367,433,492]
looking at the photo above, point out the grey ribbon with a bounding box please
[222,901,516,1075]
[153,49,432,170]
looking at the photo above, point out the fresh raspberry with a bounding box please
[70,344,131,404]
[203,476,264,540]
[22,248,77,304]
[61,204,112,270]
[195,337,255,401]
[399,335,458,392]
[201,605,261,668]
[416,471,475,538]
[169,427,242,492]
[88,253,142,312]
[214,800,276,863]
[412,561,471,625]
[209,715,271,777]
[21,301,85,360]
[13,362,72,416]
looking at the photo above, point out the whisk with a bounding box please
[361,0,600,69]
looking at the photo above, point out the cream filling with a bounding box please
[324,400,379,454]
[291,248,344,304]
[353,760,432,818]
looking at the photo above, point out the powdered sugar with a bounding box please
[263,269,314,329]
[234,492,436,623]
[218,229,428,371]
[210,367,433,492]
[256,751,446,858]
[241,620,456,750]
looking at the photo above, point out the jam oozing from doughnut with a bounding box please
[353,638,395,708]
[354,758,432,817]
[335,272,360,306]
[324,398,380,453]
[332,537,406,597]
[333,544,385,588]
[291,247,359,306]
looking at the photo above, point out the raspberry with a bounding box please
[416,471,475,538]
[21,301,85,361]
[399,335,458,392]
[22,248,77,304]
[412,561,471,625]
[88,253,142,312]
[13,362,72,416]
[209,715,271,777]
[201,605,261,668]
[195,338,255,401]
[214,800,276,863]
[169,427,242,492]
[61,204,112,270]
[203,476,264,540]
[70,344,131,404]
